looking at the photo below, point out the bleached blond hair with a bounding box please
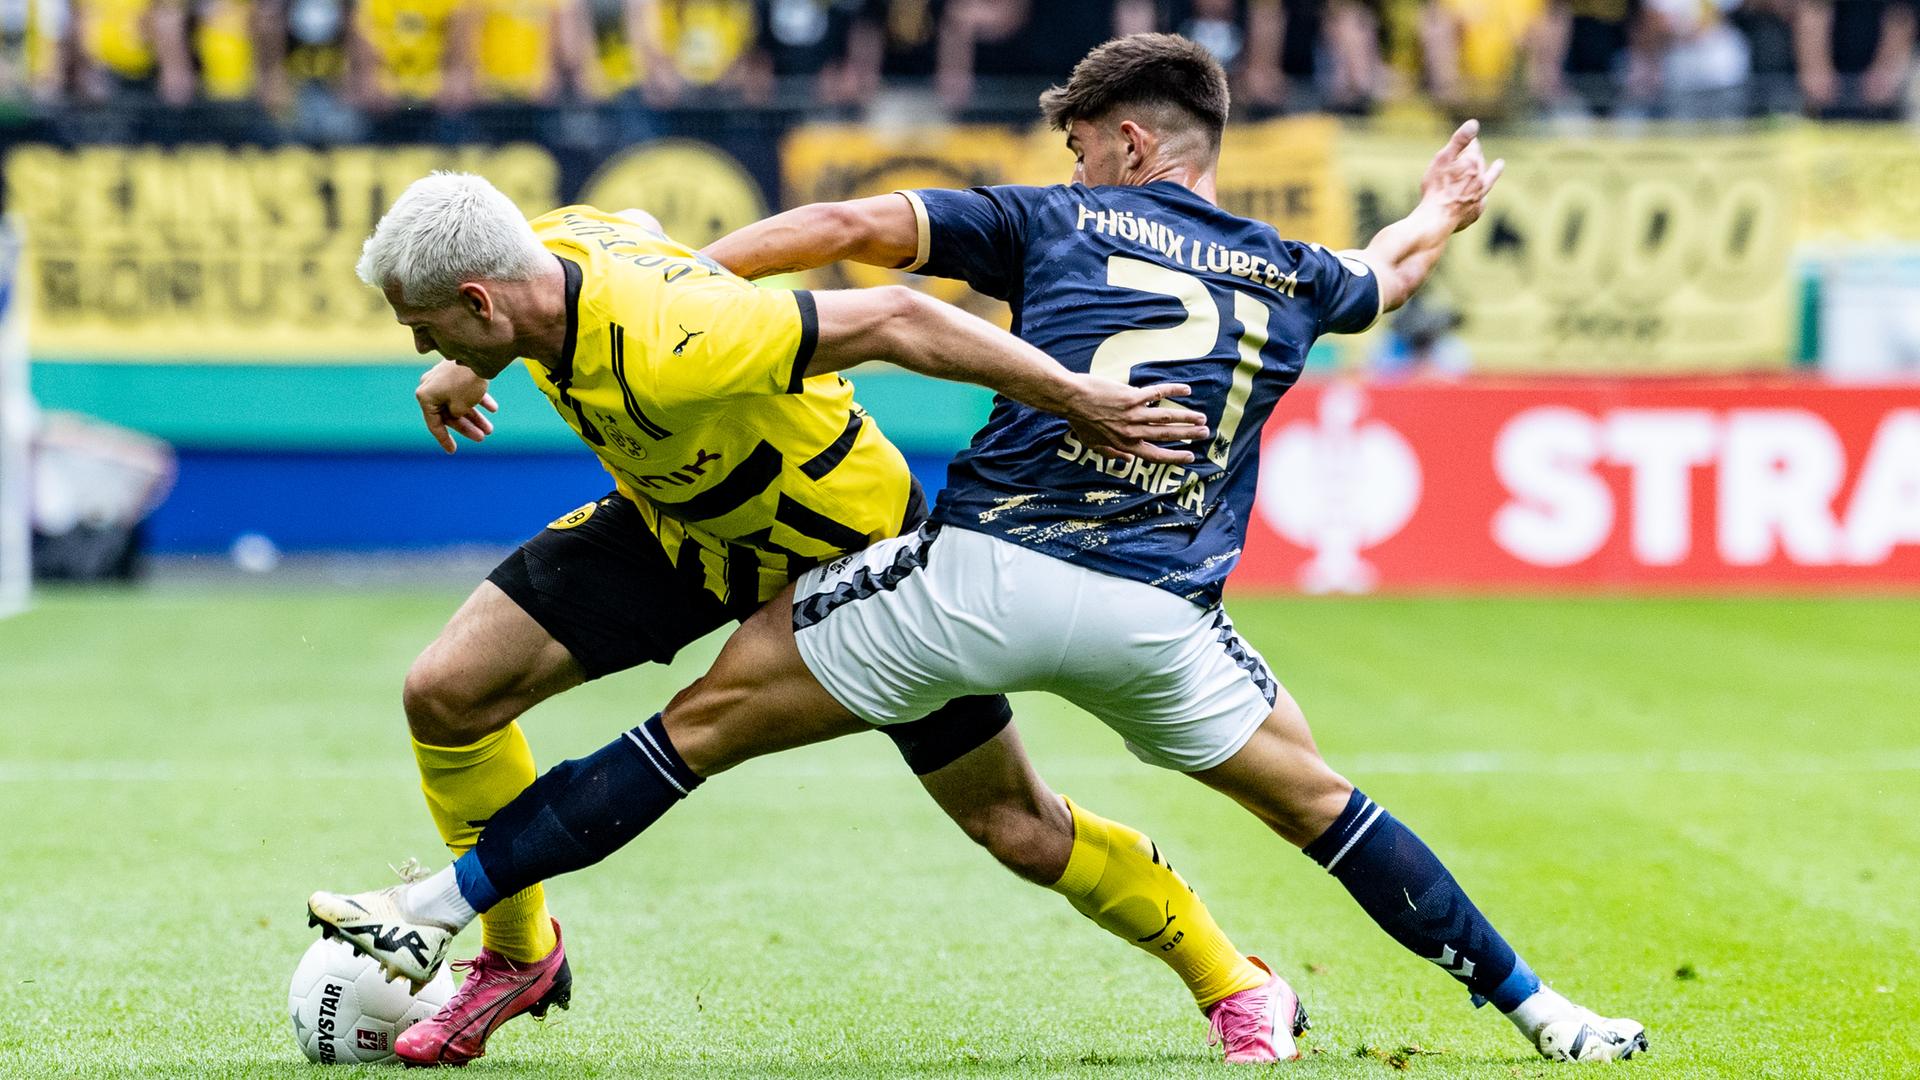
[355,172,548,309]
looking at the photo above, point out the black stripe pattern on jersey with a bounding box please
[608,324,672,440]
[671,528,709,592]
[723,542,762,618]
[732,526,822,582]
[792,526,938,631]
[650,440,783,522]
[550,256,605,446]
[788,290,819,393]
[553,255,582,383]
[774,494,868,551]
[1210,605,1278,705]
[798,410,864,480]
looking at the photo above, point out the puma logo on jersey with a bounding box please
[673,325,705,355]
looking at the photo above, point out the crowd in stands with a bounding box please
[0,0,1912,127]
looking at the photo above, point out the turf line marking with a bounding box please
[4,748,1920,783]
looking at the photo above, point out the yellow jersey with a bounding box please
[475,0,557,99]
[194,0,256,99]
[527,206,914,609]
[619,0,754,89]
[83,0,160,78]
[356,0,466,99]
[1439,0,1545,90]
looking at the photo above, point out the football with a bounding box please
[287,936,454,1064]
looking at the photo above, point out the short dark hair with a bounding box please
[1039,34,1230,149]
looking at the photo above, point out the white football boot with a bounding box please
[307,864,458,985]
[1535,1009,1649,1062]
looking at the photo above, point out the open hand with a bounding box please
[1064,378,1210,465]
[1420,119,1506,233]
[417,360,499,453]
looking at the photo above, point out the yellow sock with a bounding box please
[1050,798,1267,1008]
[413,724,559,964]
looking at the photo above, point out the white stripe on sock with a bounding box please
[1323,803,1382,873]
[625,729,688,796]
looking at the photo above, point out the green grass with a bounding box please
[2,587,1916,1077]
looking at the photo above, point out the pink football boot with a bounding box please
[395,920,571,1067]
[1205,957,1309,1064]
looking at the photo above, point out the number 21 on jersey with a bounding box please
[1088,256,1271,467]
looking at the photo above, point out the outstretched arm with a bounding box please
[702,194,920,280]
[806,286,1208,465]
[1346,119,1504,314]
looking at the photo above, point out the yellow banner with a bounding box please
[5,144,561,361]
[6,123,1817,372]
[1341,128,1796,372]
[3,138,770,362]
[1794,124,1920,246]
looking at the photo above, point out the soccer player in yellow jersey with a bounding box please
[317,172,1283,1065]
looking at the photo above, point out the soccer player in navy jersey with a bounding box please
[316,33,1646,1064]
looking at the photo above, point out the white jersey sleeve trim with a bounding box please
[896,189,932,273]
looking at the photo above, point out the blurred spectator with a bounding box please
[254,0,357,133]
[576,0,663,102]
[1731,0,1796,112]
[935,0,1119,110]
[0,0,57,98]
[4,0,1916,121]
[1172,0,1287,109]
[1129,0,1381,113]
[187,0,259,101]
[472,0,590,104]
[740,0,881,106]
[1794,0,1915,118]
[1530,0,1649,113]
[1637,0,1751,114]
[56,0,194,102]
[346,0,480,114]
[1418,0,1547,112]
[617,0,757,103]
[1322,0,1388,108]
[873,0,935,81]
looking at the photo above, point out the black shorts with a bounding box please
[486,490,1006,774]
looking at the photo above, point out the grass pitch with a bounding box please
[1,585,1915,1078]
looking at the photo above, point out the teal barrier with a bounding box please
[29,362,998,453]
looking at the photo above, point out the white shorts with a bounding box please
[791,524,1280,772]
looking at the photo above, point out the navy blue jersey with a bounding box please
[903,180,1380,604]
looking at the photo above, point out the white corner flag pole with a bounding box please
[0,217,32,620]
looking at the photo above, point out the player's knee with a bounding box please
[1213,697,1355,847]
[402,657,513,746]
[1264,762,1354,848]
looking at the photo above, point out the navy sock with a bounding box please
[453,714,703,913]
[1303,789,1540,1011]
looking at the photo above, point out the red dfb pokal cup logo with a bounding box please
[1257,383,1422,594]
